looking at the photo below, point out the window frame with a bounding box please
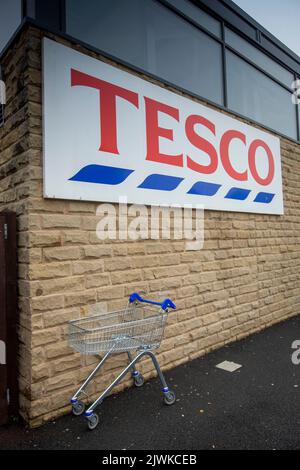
[225,49,298,140]
[62,0,300,142]
[65,0,225,106]
[1,0,299,142]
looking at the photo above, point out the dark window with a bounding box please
[0,0,22,53]
[35,0,62,31]
[66,0,224,105]
[261,34,300,76]
[164,0,221,37]
[226,51,297,140]
[225,28,293,87]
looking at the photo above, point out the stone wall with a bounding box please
[0,26,299,426]
[0,27,39,421]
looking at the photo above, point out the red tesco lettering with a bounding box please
[71,68,275,186]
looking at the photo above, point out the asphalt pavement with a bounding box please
[0,315,299,450]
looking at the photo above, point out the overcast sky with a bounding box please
[233,0,300,57]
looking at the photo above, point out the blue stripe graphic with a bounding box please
[188,181,221,196]
[254,192,275,203]
[69,165,133,185]
[225,187,251,200]
[138,174,184,191]
[69,166,274,206]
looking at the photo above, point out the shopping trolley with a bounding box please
[68,292,177,430]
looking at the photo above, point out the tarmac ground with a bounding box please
[0,315,299,450]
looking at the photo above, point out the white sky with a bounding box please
[233,0,300,57]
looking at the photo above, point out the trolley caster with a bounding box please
[163,390,176,406]
[86,412,99,430]
[71,400,85,416]
[133,373,144,387]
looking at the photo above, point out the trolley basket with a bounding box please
[68,292,177,430]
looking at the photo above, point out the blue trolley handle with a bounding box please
[129,292,176,311]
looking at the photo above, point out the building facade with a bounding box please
[0,0,299,426]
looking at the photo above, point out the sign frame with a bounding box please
[43,38,284,215]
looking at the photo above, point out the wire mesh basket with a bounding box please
[68,293,177,429]
[68,303,168,355]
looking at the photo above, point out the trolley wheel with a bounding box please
[164,390,176,406]
[134,373,145,387]
[87,413,99,430]
[72,400,85,416]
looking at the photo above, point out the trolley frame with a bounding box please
[68,293,176,430]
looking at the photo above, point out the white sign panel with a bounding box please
[43,38,284,214]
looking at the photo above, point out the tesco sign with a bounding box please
[43,39,284,214]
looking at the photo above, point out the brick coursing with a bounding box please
[0,26,299,426]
